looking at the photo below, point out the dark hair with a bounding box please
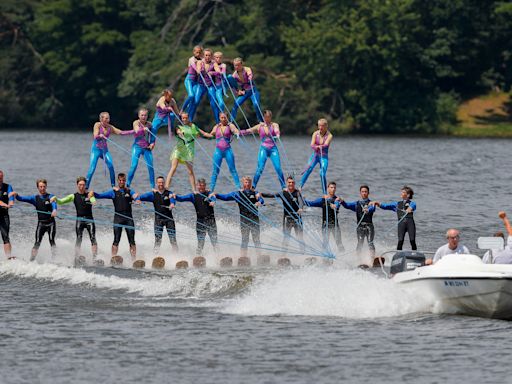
[360,184,369,192]
[197,178,206,184]
[163,89,173,97]
[156,176,165,181]
[76,176,87,184]
[118,173,126,179]
[402,185,414,199]
[287,175,295,181]
[328,181,336,187]
[494,231,505,239]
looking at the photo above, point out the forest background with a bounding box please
[1,0,511,135]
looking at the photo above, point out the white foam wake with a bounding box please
[223,267,430,318]
[0,260,247,298]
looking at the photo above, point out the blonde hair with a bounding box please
[233,57,243,65]
[242,175,252,183]
[214,51,223,57]
[204,48,213,54]
[99,112,110,120]
[138,108,149,115]
[318,118,328,126]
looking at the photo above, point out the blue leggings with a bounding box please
[230,87,263,122]
[86,145,115,189]
[253,145,285,188]
[151,113,175,139]
[183,75,197,115]
[127,145,155,189]
[215,86,225,117]
[300,153,328,194]
[210,147,240,191]
[189,84,219,122]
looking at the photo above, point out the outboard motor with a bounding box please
[390,251,426,275]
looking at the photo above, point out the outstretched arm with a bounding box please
[379,201,398,211]
[15,194,37,206]
[94,190,115,199]
[499,212,512,236]
[240,125,259,135]
[174,193,194,203]
[53,194,74,205]
[304,197,323,207]
[138,192,154,203]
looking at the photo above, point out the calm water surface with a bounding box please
[0,131,511,383]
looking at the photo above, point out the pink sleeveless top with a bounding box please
[313,131,330,156]
[187,56,199,81]
[215,124,233,151]
[259,123,277,150]
[94,124,111,149]
[233,68,252,91]
[134,122,150,148]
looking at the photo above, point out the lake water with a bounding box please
[1,131,511,383]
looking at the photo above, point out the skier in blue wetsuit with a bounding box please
[138,176,178,254]
[214,176,264,258]
[123,108,155,189]
[207,112,240,191]
[372,186,417,250]
[85,112,127,189]
[304,181,344,252]
[11,178,58,261]
[228,57,263,122]
[300,118,333,194]
[182,46,203,116]
[338,185,376,257]
[152,89,179,139]
[92,173,140,260]
[240,110,285,189]
[190,48,220,122]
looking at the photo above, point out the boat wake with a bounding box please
[223,266,431,318]
[0,259,253,299]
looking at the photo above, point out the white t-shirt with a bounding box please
[433,243,470,263]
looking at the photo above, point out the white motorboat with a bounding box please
[380,238,512,320]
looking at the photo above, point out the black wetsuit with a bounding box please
[397,200,416,250]
[355,199,375,255]
[216,190,262,249]
[34,194,57,250]
[144,190,177,251]
[73,192,97,249]
[176,192,217,256]
[0,183,11,244]
[262,189,304,251]
[113,189,135,246]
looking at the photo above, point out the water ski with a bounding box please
[304,257,317,265]
[237,256,251,267]
[111,255,123,266]
[7,256,16,260]
[220,257,233,268]
[372,257,385,268]
[277,257,291,267]
[75,255,87,267]
[358,264,370,270]
[152,256,165,269]
[257,254,270,266]
[133,259,146,269]
[193,256,206,268]
[93,259,105,266]
[175,260,188,269]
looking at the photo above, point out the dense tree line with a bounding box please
[1,0,510,133]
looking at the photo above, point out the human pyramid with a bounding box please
[0,47,419,268]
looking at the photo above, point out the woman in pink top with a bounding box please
[300,118,333,194]
[208,112,240,191]
[228,57,263,122]
[85,112,126,189]
[240,110,285,188]
[182,45,203,115]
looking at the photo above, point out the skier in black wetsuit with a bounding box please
[215,175,264,258]
[12,178,58,261]
[0,170,14,259]
[139,176,178,254]
[174,178,217,256]
[305,181,344,252]
[339,184,376,256]
[93,173,140,259]
[261,176,305,252]
[52,176,98,264]
[373,186,417,250]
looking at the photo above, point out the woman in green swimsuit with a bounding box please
[165,112,213,191]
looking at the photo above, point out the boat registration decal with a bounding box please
[444,280,469,287]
